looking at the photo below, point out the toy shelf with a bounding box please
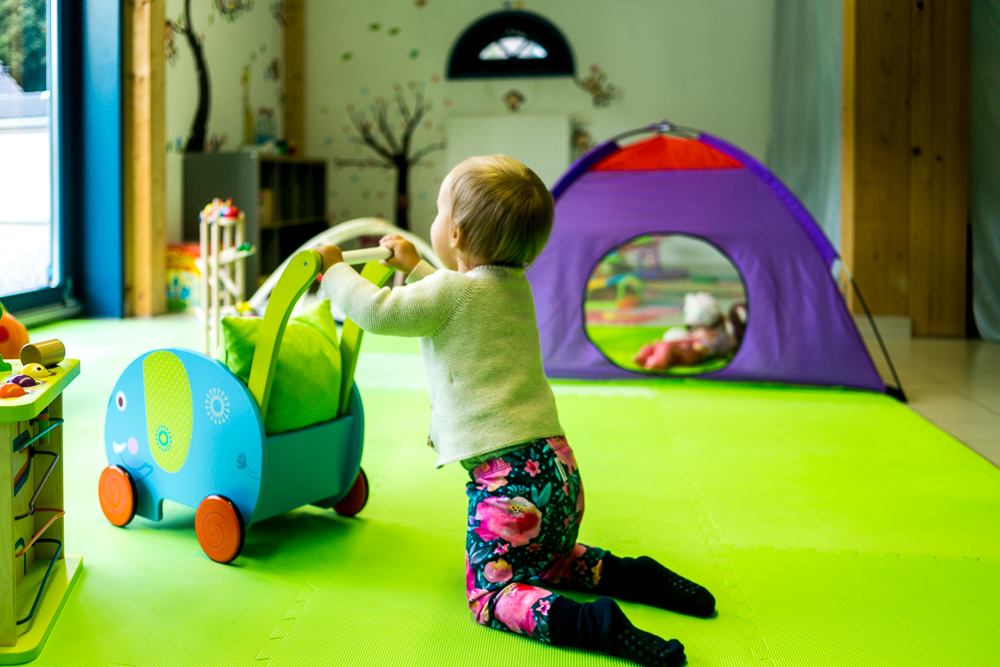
[183,153,328,292]
[194,246,255,270]
[0,359,82,664]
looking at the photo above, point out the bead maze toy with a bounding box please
[0,339,81,662]
[99,248,394,563]
[197,199,256,355]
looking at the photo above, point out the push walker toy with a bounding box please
[99,248,393,563]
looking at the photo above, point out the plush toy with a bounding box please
[0,300,29,365]
[727,302,748,346]
[633,292,735,371]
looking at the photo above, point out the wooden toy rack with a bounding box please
[197,199,257,354]
[0,359,82,663]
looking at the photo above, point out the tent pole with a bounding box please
[842,264,907,402]
[607,122,701,146]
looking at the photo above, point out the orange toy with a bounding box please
[0,384,26,399]
[0,304,29,360]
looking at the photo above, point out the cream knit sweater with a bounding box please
[320,260,563,467]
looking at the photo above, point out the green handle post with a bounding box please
[247,250,321,415]
[338,262,395,417]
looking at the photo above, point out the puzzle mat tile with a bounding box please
[651,389,1000,557]
[703,545,1000,667]
[650,380,995,468]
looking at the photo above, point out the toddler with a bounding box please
[317,156,714,667]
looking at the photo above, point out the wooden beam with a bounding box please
[123,0,167,317]
[908,0,969,336]
[841,0,912,317]
[283,0,305,152]
[842,0,969,335]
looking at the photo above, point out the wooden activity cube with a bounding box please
[0,360,82,663]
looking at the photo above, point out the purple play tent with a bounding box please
[528,125,890,393]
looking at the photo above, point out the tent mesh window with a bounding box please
[447,11,574,79]
[583,233,749,377]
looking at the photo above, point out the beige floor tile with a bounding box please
[861,336,1000,468]
[907,394,1000,423]
[930,420,1000,443]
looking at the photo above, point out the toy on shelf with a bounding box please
[0,337,81,661]
[197,199,257,355]
[633,293,739,371]
[585,254,646,310]
[99,248,394,564]
[18,341,65,369]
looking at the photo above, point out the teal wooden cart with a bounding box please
[99,250,393,563]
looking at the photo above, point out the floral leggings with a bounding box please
[465,436,606,642]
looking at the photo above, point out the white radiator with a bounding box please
[445,115,570,188]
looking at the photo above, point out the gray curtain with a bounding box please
[971,0,1000,341]
[765,0,842,248]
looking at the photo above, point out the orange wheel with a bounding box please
[195,495,245,564]
[333,468,369,517]
[99,465,137,527]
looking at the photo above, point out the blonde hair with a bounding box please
[448,155,554,268]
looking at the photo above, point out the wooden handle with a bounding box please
[19,339,66,368]
[340,247,393,265]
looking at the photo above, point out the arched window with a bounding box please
[447,10,574,79]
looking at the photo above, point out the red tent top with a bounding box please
[592,135,743,172]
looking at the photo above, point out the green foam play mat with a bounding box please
[17,317,1000,666]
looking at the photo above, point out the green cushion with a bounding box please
[216,300,342,435]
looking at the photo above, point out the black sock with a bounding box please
[598,554,715,618]
[548,596,686,667]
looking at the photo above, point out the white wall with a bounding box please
[165,0,282,243]
[305,0,776,243]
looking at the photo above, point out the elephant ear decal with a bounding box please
[143,351,193,473]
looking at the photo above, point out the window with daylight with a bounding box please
[447,10,574,79]
[479,36,547,61]
[0,0,60,302]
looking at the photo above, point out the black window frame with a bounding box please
[447,10,575,80]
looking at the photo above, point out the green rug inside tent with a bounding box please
[584,324,730,375]
[16,317,1000,666]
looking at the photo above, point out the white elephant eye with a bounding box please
[115,391,127,412]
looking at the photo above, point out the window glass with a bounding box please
[447,11,574,79]
[0,0,55,298]
[584,234,749,375]
[479,37,547,61]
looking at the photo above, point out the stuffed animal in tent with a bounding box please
[0,300,29,364]
[727,302,748,346]
[633,292,735,371]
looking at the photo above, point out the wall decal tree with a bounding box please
[166,0,254,152]
[335,85,446,231]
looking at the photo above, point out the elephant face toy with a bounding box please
[103,348,265,525]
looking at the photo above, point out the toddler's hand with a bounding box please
[315,245,344,274]
[379,234,421,274]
